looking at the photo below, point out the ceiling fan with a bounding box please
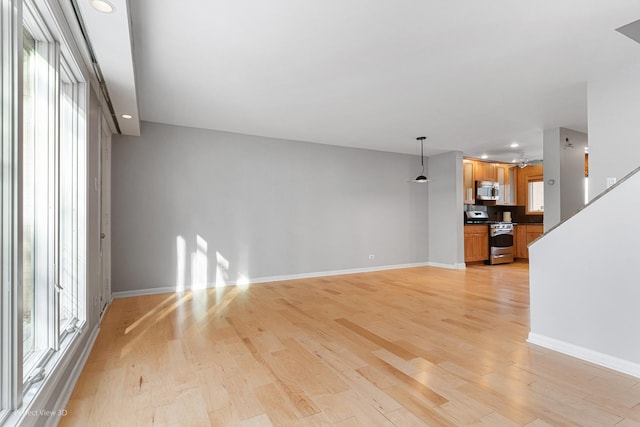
[517,152,543,168]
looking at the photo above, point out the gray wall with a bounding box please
[559,128,587,220]
[112,121,429,293]
[427,151,464,267]
[543,127,587,231]
[588,60,640,199]
[543,128,561,230]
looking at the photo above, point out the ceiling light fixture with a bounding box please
[480,154,489,160]
[91,0,114,13]
[510,142,519,148]
[121,114,133,119]
[412,137,430,183]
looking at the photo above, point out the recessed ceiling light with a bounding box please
[121,114,133,119]
[480,154,488,159]
[510,142,519,148]
[91,0,114,13]
[512,159,518,163]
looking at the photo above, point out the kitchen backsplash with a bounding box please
[464,204,543,224]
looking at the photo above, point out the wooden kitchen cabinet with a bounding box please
[464,225,489,263]
[462,158,498,204]
[514,224,544,259]
[496,165,517,205]
[462,158,518,205]
[475,161,497,182]
[526,225,543,246]
[463,160,475,204]
[515,225,526,258]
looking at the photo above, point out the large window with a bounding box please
[1,0,88,418]
[21,4,87,387]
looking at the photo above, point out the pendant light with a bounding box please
[412,136,430,183]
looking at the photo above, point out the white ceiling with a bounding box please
[76,0,140,135]
[81,0,640,162]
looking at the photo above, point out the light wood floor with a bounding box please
[61,263,640,426]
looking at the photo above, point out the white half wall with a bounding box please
[588,60,640,199]
[529,169,640,377]
[111,121,429,293]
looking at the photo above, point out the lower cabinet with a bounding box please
[514,224,543,259]
[526,224,544,257]
[465,223,543,262]
[515,225,526,258]
[464,225,489,263]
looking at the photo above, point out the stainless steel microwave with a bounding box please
[476,181,499,201]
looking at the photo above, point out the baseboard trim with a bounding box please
[428,261,466,270]
[112,262,433,298]
[528,332,640,379]
[45,325,101,426]
[113,286,176,298]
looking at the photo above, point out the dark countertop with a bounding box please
[464,222,544,226]
[464,221,518,225]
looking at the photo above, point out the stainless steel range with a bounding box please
[488,222,514,265]
[465,210,515,265]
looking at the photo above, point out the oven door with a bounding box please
[488,228,514,264]
[489,230,513,248]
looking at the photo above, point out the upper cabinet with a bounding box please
[496,165,517,205]
[474,161,497,182]
[463,160,475,204]
[463,158,518,205]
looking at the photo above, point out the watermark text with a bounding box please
[24,409,67,417]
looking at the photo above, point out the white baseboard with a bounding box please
[112,286,176,298]
[428,261,466,270]
[112,262,432,298]
[45,325,101,427]
[528,332,640,379]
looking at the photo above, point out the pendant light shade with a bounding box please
[412,136,430,183]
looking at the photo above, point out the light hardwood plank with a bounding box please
[60,263,639,426]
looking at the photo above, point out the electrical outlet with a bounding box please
[368,254,375,260]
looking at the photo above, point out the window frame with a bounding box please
[1,0,24,419]
[58,59,87,339]
[21,1,62,388]
[526,175,544,215]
